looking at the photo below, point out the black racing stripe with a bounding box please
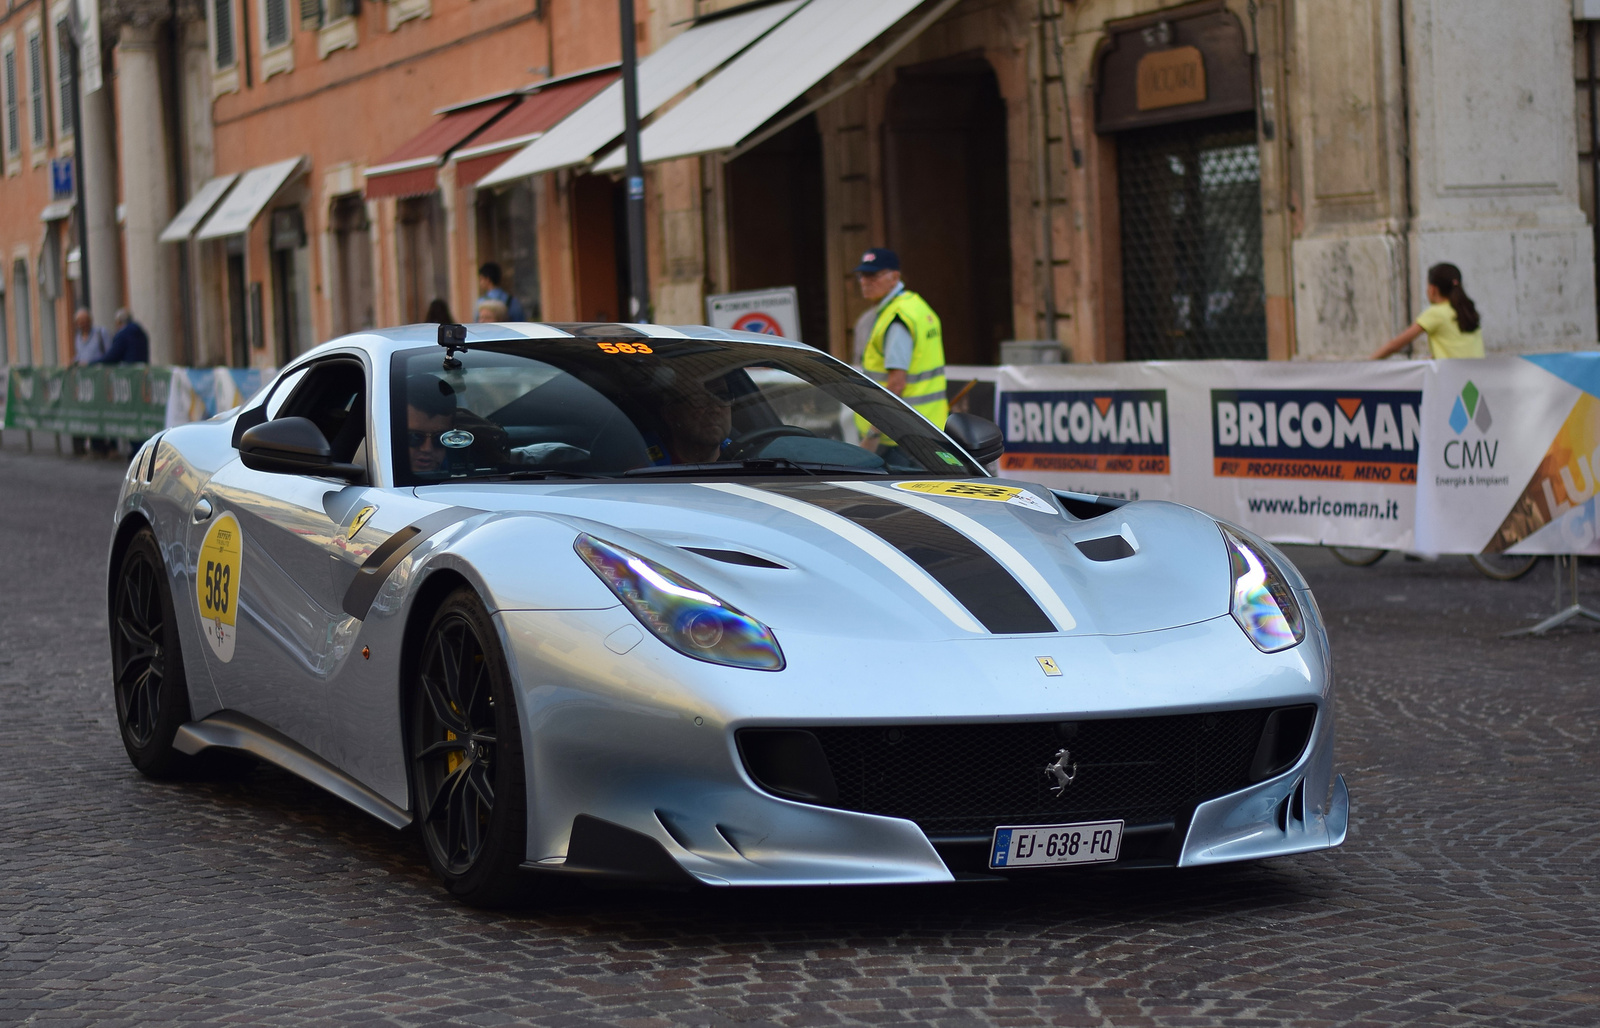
[341,506,482,620]
[758,483,1056,634]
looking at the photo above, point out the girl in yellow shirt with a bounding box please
[1371,263,1484,359]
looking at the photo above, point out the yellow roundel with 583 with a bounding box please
[196,511,242,663]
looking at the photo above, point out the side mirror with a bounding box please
[944,413,1005,466]
[239,417,365,481]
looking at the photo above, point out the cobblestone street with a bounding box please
[0,447,1595,1027]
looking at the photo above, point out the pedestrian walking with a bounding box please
[1371,263,1484,359]
[72,309,109,365]
[71,310,112,456]
[98,309,150,364]
[852,248,948,451]
[476,263,525,321]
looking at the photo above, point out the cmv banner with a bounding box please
[1417,353,1600,555]
[997,360,1429,549]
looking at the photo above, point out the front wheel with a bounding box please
[1469,552,1539,581]
[110,527,194,778]
[409,588,529,907]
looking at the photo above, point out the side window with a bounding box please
[277,360,367,464]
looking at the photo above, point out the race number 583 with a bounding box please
[196,511,242,662]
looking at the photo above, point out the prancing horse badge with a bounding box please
[1036,656,1062,677]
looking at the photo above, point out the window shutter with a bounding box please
[264,0,289,48]
[300,0,323,31]
[55,19,73,137]
[27,32,45,146]
[2,50,17,157]
[214,0,235,68]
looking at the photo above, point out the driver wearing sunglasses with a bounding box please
[406,377,507,475]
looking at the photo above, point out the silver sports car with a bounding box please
[108,322,1348,905]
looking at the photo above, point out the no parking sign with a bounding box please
[706,287,802,342]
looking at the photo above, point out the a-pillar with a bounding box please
[116,21,177,363]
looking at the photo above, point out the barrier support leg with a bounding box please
[1503,555,1600,637]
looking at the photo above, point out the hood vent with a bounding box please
[1076,535,1136,562]
[682,546,788,569]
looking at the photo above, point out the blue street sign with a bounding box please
[51,158,74,200]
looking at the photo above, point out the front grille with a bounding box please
[805,710,1273,836]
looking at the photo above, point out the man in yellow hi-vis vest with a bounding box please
[853,248,948,450]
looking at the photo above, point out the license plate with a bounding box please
[990,820,1124,868]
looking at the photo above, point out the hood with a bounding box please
[423,478,1231,640]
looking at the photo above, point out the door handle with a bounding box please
[192,497,214,523]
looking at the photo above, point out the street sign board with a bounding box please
[706,286,801,341]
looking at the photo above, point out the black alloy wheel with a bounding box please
[409,587,528,906]
[111,528,193,777]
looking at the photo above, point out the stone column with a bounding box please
[1405,0,1595,352]
[79,78,123,327]
[115,19,177,363]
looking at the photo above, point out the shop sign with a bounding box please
[51,158,74,200]
[1136,46,1206,111]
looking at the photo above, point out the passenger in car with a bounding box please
[651,380,734,465]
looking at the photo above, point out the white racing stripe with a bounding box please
[842,482,1078,631]
[696,482,987,634]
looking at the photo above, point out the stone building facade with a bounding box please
[2,0,1596,372]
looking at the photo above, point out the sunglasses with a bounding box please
[408,429,450,447]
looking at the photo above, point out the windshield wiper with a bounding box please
[623,458,887,478]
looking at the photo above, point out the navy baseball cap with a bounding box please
[853,248,900,273]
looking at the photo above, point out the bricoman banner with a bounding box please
[996,363,1175,501]
[1417,354,1600,555]
[997,361,1426,548]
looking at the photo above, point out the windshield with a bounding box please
[389,337,981,484]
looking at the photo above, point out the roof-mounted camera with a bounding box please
[438,323,468,368]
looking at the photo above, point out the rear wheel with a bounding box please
[1469,552,1539,581]
[110,528,194,778]
[1327,546,1388,567]
[409,588,528,907]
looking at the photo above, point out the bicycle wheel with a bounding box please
[1468,552,1539,581]
[1327,546,1388,567]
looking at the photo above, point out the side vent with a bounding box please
[1249,705,1317,781]
[736,729,839,806]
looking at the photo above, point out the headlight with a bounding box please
[574,534,784,671]
[1220,525,1305,652]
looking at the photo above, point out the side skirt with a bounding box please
[174,711,412,830]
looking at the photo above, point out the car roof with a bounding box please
[305,322,821,364]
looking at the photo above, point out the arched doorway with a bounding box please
[885,56,1013,366]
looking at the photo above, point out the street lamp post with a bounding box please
[619,0,650,323]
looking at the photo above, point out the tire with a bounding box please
[110,527,194,778]
[1327,546,1389,567]
[1469,552,1539,581]
[409,587,529,907]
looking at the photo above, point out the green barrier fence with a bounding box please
[1,365,172,439]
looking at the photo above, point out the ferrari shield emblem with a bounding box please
[1036,656,1062,677]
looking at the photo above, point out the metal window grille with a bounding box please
[27,30,45,147]
[2,49,17,157]
[54,18,72,137]
[1117,113,1266,360]
[263,0,289,49]
[214,0,236,68]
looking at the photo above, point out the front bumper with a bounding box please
[497,608,1347,887]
